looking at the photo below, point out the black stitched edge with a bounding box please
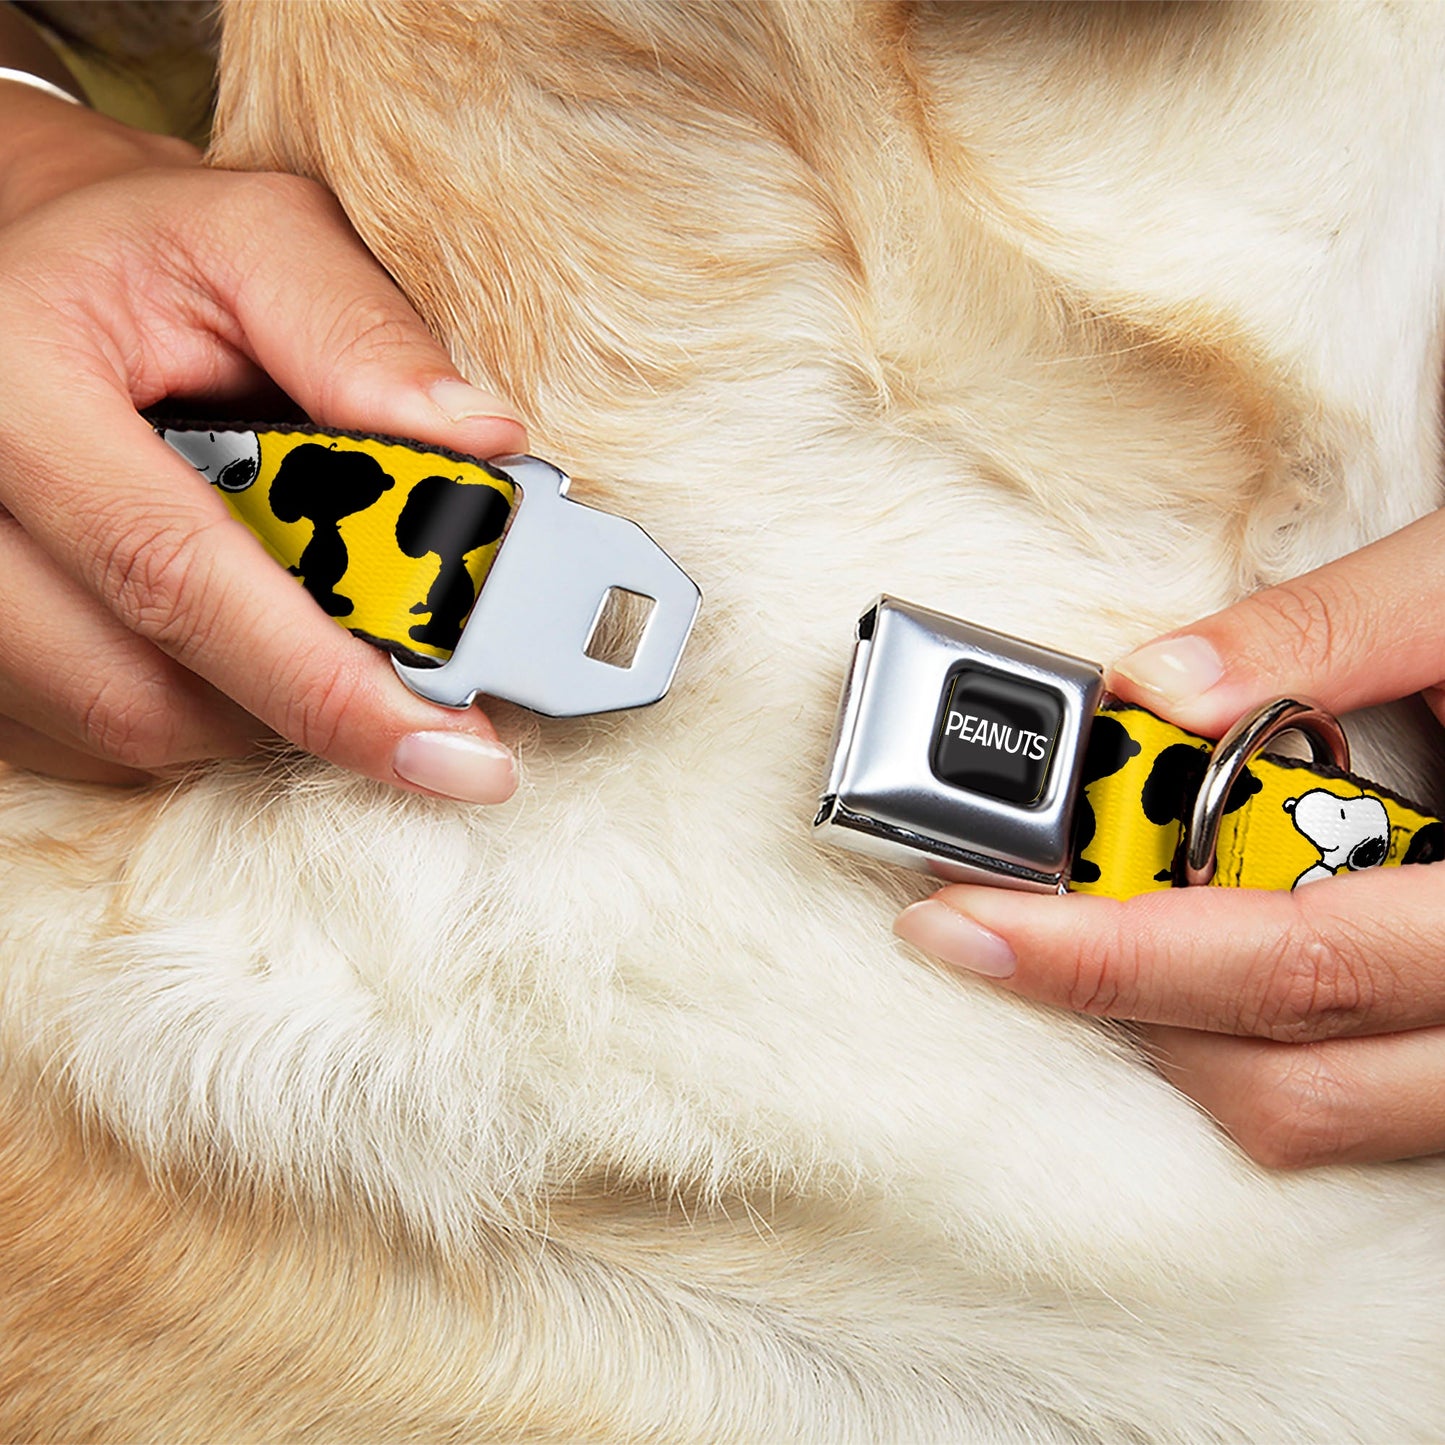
[145,414,517,486]
[347,629,445,670]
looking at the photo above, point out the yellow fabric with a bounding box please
[172,425,516,666]
[1072,703,1442,897]
[1071,707,1190,895]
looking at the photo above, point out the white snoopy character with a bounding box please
[1283,788,1390,889]
[158,428,261,493]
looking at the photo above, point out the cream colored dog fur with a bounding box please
[4,2,1445,1438]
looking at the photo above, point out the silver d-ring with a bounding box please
[1181,697,1350,887]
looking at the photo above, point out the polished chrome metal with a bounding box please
[1181,697,1350,887]
[393,455,701,716]
[814,597,1105,892]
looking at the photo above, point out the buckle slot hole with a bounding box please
[585,586,656,669]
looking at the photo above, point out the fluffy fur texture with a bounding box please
[5,1,1445,1437]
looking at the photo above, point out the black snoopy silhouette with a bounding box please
[395,475,512,652]
[1068,714,1142,885]
[1068,716,1262,885]
[269,443,397,617]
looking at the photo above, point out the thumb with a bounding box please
[1108,508,1445,735]
[204,172,527,459]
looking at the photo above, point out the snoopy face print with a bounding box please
[1284,788,1390,889]
[158,428,261,493]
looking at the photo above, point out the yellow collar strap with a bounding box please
[815,596,1443,898]
[152,445,1436,899]
[1072,702,1442,897]
[156,421,701,718]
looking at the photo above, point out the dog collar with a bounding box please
[816,597,1444,898]
[157,421,700,717]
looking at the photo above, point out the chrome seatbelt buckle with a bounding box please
[394,455,701,717]
[814,597,1104,892]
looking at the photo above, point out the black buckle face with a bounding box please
[814,598,1104,892]
[932,668,1065,806]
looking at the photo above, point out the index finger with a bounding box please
[894,864,1445,1043]
[1108,507,1445,738]
[177,171,528,458]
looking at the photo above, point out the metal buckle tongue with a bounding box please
[393,455,701,717]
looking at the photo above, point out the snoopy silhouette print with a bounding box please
[1284,788,1390,889]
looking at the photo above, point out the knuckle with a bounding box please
[302,290,427,427]
[320,297,420,385]
[197,172,344,278]
[96,516,222,656]
[1231,1047,1356,1170]
[1243,576,1354,678]
[268,652,369,761]
[1242,909,1379,1042]
[1062,917,1136,1017]
[78,673,180,770]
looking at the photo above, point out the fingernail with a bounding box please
[1112,635,1224,707]
[393,731,516,804]
[429,377,522,425]
[893,899,1016,979]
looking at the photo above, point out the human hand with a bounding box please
[0,75,201,214]
[0,86,527,797]
[894,509,1445,1168]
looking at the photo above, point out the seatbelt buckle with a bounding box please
[393,455,701,717]
[814,597,1104,893]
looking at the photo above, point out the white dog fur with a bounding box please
[4,2,1445,1438]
